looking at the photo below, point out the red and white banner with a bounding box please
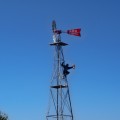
[67,28,81,36]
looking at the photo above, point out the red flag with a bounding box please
[67,28,81,36]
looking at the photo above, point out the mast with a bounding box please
[46,20,80,120]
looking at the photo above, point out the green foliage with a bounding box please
[0,112,8,120]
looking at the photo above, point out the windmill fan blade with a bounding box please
[52,20,57,31]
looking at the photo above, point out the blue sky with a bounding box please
[0,0,120,120]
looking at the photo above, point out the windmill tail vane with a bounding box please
[67,28,81,36]
[53,28,81,36]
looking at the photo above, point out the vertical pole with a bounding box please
[67,83,73,120]
[57,45,59,120]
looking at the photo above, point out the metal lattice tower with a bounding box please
[46,21,81,120]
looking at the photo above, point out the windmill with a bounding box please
[46,20,81,120]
